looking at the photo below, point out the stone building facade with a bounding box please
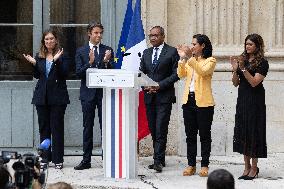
[138,0,284,156]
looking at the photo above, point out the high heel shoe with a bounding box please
[243,167,259,180]
[238,168,251,179]
[238,174,249,180]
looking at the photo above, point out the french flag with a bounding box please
[122,0,150,142]
[116,0,150,142]
[121,0,147,71]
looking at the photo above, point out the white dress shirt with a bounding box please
[151,43,164,64]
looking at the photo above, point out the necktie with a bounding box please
[94,46,99,67]
[152,47,159,65]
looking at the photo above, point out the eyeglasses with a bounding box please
[148,34,161,38]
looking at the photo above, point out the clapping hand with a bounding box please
[176,44,192,60]
[230,56,239,72]
[23,54,36,65]
[53,48,64,62]
[89,47,95,65]
[230,55,245,71]
[237,56,245,70]
[103,50,112,63]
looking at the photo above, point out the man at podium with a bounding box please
[139,26,179,173]
[74,22,114,170]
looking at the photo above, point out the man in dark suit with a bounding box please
[140,26,179,173]
[74,22,114,170]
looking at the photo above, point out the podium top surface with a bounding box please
[86,68,158,88]
[87,69,137,74]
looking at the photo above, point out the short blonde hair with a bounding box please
[48,182,73,189]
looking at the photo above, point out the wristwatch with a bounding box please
[241,68,246,72]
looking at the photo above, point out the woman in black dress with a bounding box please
[231,33,269,180]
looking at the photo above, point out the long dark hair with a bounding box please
[241,33,265,70]
[193,34,213,58]
[39,29,60,58]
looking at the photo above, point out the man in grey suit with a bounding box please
[140,26,179,173]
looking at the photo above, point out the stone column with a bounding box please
[139,0,284,157]
[142,0,168,43]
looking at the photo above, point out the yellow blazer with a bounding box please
[177,56,216,107]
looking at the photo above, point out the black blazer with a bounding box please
[140,43,179,104]
[75,43,114,102]
[31,54,70,105]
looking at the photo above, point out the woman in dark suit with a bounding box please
[23,29,70,169]
[231,33,269,180]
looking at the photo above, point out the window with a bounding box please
[49,0,101,79]
[0,0,33,80]
[0,0,101,80]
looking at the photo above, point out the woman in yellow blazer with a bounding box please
[177,34,216,177]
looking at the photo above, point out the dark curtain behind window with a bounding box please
[0,0,33,80]
[50,0,101,79]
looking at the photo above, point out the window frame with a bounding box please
[0,1,39,80]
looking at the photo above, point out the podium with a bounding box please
[86,69,157,179]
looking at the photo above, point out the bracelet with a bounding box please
[241,69,246,72]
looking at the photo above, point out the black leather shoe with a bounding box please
[74,161,91,170]
[153,163,163,173]
[148,162,165,169]
[148,164,155,169]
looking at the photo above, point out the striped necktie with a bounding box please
[152,47,159,65]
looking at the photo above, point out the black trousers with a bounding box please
[36,105,67,164]
[146,100,172,165]
[182,93,214,167]
[81,96,102,163]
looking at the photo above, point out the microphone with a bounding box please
[38,139,51,163]
[39,139,51,150]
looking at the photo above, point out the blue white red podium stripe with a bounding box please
[106,89,126,178]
